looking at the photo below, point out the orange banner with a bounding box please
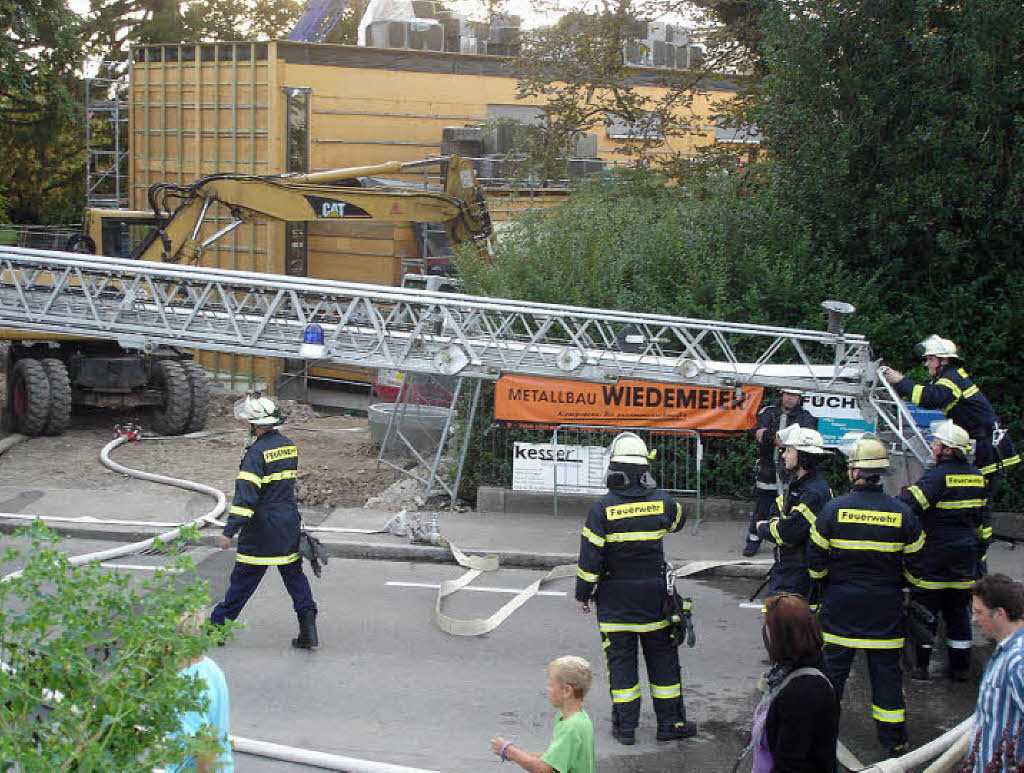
[494,375,764,432]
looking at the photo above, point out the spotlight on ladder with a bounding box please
[555,348,584,372]
[433,345,470,375]
[821,300,856,335]
[299,323,326,359]
[676,358,701,379]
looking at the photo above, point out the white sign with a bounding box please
[803,392,874,447]
[512,442,608,494]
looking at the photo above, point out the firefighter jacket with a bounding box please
[895,365,1020,477]
[808,484,925,648]
[575,467,685,633]
[753,405,819,488]
[756,470,832,565]
[222,429,302,566]
[898,459,988,589]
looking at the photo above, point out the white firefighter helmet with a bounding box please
[837,432,890,472]
[608,432,655,465]
[914,334,958,360]
[930,419,972,456]
[780,387,804,397]
[776,424,829,454]
[233,392,282,426]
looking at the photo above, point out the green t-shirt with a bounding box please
[541,709,595,773]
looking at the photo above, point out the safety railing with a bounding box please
[551,424,702,530]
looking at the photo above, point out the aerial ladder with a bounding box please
[0,245,931,498]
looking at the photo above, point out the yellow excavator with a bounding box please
[71,155,491,263]
[3,156,491,436]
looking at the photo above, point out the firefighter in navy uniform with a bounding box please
[898,420,988,682]
[210,393,319,649]
[575,432,696,746]
[883,334,1018,574]
[808,435,925,757]
[744,389,819,557]
[754,425,832,598]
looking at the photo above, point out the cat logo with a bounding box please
[304,195,372,219]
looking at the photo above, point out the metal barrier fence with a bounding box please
[0,225,80,251]
[551,425,702,530]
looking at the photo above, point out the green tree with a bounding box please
[747,0,1024,483]
[0,522,230,770]
[0,0,87,223]
[511,0,730,180]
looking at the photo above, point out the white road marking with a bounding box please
[386,581,566,597]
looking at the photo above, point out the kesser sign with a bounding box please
[803,392,874,447]
[512,442,607,494]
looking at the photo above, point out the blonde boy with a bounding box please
[490,656,595,773]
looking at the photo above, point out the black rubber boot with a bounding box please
[291,610,319,649]
[657,720,698,741]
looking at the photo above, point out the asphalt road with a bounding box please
[1,534,992,771]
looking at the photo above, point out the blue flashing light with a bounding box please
[303,323,325,345]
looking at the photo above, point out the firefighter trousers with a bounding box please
[824,643,906,750]
[602,626,686,731]
[911,587,972,674]
[211,559,317,625]
[746,488,775,544]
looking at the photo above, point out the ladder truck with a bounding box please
[0,245,932,489]
[2,156,491,436]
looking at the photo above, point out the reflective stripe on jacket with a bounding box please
[223,429,301,565]
[575,485,685,629]
[898,460,987,587]
[757,471,832,565]
[896,366,1019,476]
[808,485,924,648]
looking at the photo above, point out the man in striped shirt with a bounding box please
[970,573,1024,772]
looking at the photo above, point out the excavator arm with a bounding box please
[125,155,491,264]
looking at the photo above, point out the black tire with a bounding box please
[149,360,192,436]
[40,358,72,435]
[10,359,51,436]
[181,359,210,433]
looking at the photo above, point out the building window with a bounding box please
[283,88,311,277]
[284,87,311,174]
[605,112,665,141]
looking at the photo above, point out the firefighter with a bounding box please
[807,435,925,757]
[754,424,832,598]
[574,432,696,746]
[744,389,819,557]
[210,393,319,649]
[882,334,1018,573]
[898,420,987,682]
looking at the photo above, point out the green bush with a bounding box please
[0,522,231,770]
[457,169,1022,510]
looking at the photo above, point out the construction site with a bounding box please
[1,0,1022,771]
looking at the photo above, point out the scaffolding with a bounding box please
[85,69,130,210]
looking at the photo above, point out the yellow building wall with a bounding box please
[128,41,732,389]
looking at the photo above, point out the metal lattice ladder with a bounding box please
[0,246,932,484]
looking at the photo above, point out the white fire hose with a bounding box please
[0,431,980,772]
[0,429,438,772]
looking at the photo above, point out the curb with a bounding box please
[0,519,771,578]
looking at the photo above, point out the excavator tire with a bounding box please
[10,359,52,436]
[149,360,192,436]
[182,360,210,433]
[40,358,72,436]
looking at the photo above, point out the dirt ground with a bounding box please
[0,384,403,509]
